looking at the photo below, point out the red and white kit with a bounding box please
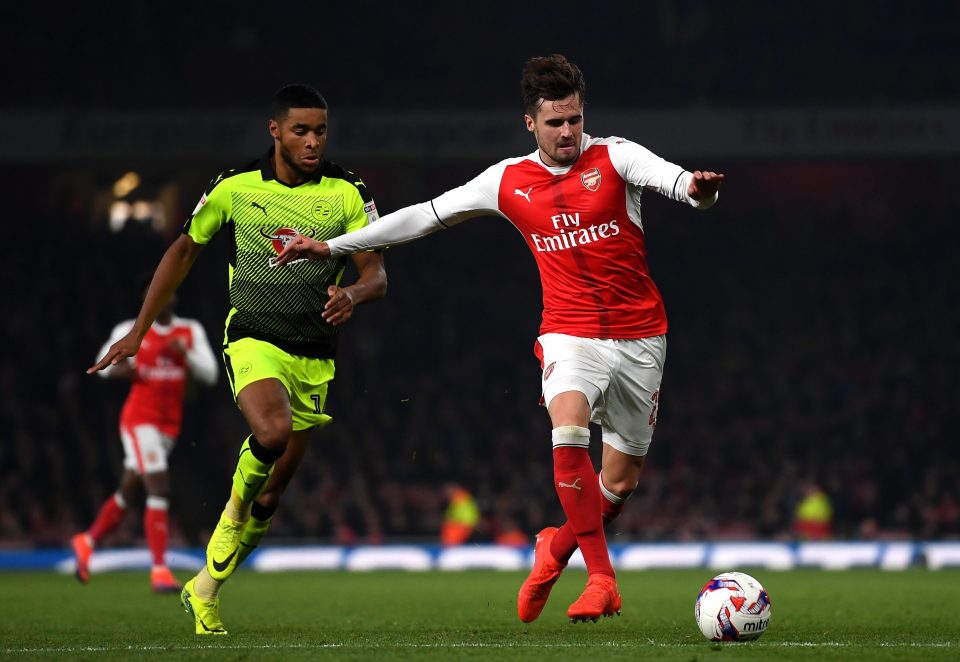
[327,135,717,454]
[98,317,218,473]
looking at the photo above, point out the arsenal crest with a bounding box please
[581,167,601,192]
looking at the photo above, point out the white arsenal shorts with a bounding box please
[537,333,666,456]
[120,424,175,475]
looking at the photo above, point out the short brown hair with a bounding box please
[520,54,585,116]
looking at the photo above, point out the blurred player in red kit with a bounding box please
[72,293,218,592]
[275,54,724,623]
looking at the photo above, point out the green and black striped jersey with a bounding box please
[183,148,379,358]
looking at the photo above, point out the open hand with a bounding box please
[88,331,141,374]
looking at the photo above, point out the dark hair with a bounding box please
[272,84,328,120]
[520,54,585,116]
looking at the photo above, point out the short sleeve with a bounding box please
[182,174,232,245]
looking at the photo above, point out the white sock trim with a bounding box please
[146,496,169,510]
[113,492,128,509]
[551,425,590,449]
[598,473,627,505]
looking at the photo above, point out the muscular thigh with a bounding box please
[224,337,334,433]
[537,333,611,414]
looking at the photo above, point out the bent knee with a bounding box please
[250,421,292,452]
[602,476,639,499]
[255,490,282,511]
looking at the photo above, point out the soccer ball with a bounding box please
[695,571,772,641]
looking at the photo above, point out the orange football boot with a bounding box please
[151,566,183,593]
[517,527,567,623]
[71,533,92,584]
[567,574,622,623]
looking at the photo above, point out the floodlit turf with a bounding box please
[1,568,956,660]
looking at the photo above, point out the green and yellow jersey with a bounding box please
[183,147,378,359]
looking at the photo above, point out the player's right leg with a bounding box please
[536,334,620,622]
[517,526,567,622]
[72,469,139,584]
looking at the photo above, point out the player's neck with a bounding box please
[272,154,307,187]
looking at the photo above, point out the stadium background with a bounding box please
[1,2,957,556]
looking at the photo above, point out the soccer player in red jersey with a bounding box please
[72,294,218,592]
[275,55,724,623]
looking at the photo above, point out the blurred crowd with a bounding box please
[1,157,957,550]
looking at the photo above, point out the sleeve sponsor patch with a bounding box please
[364,200,379,224]
[190,193,207,217]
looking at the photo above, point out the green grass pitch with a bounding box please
[2,569,956,660]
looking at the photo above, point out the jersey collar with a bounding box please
[259,147,326,185]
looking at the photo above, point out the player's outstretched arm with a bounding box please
[275,236,329,266]
[87,235,205,374]
[688,170,725,201]
[322,251,387,326]
[277,203,456,267]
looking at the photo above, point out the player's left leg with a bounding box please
[550,450,645,564]
[235,428,312,567]
[181,430,311,636]
[228,351,334,570]
[183,346,333,634]
[142,469,181,593]
[130,426,181,593]
[566,335,664,621]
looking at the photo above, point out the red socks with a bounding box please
[87,493,127,543]
[145,496,169,567]
[551,472,627,564]
[551,427,614,578]
[86,492,170,567]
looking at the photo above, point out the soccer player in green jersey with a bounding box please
[89,84,387,635]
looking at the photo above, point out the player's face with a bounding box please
[270,107,328,181]
[525,94,584,167]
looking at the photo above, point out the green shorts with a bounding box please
[223,337,335,431]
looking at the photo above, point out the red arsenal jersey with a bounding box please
[431,135,710,339]
[97,317,218,437]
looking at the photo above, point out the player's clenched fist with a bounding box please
[687,170,725,201]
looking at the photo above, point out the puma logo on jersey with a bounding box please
[514,187,532,202]
[250,201,268,216]
[558,478,582,491]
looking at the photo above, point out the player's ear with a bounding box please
[268,119,280,140]
[524,114,536,133]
